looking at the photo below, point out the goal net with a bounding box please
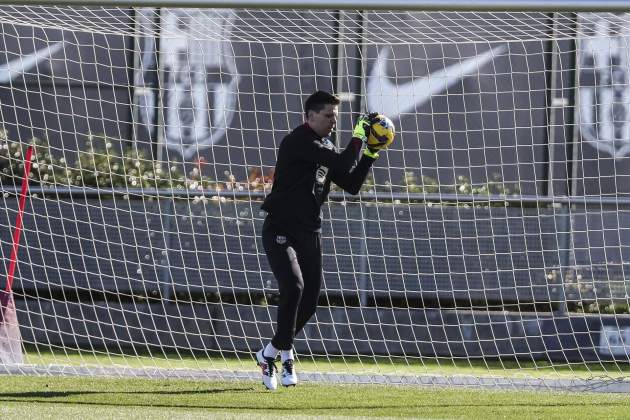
[0,3,629,391]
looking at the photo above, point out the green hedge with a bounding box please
[0,131,519,198]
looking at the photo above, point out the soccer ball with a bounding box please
[366,114,395,150]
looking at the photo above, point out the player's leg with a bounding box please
[294,230,322,337]
[259,218,304,390]
[281,230,322,387]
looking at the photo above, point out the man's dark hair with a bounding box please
[304,90,340,118]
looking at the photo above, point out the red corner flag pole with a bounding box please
[0,144,33,365]
[5,144,34,293]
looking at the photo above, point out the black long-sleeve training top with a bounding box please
[261,123,376,232]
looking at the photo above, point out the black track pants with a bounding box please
[262,217,322,350]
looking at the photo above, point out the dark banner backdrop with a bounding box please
[0,11,627,195]
[0,15,133,155]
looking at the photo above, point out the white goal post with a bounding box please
[0,0,630,391]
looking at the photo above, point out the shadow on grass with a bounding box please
[0,387,255,399]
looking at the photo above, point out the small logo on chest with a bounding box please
[315,138,334,183]
[315,165,328,183]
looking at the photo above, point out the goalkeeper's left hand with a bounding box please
[352,112,378,143]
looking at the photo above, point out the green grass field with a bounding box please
[0,349,628,419]
[1,375,630,419]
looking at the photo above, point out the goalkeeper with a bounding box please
[257,90,394,390]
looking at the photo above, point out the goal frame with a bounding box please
[0,0,627,12]
[1,0,630,393]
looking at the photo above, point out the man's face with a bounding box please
[307,103,338,137]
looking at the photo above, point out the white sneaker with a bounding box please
[256,349,278,391]
[281,359,297,387]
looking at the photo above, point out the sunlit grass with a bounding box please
[1,375,630,419]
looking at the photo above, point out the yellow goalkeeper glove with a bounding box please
[353,112,382,158]
[352,112,379,141]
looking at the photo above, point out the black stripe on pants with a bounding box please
[262,217,322,350]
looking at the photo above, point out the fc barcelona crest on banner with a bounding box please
[161,9,239,159]
[578,14,630,159]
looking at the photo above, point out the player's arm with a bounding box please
[293,135,362,174]
[328,146,376,195]
[329,113,393,195]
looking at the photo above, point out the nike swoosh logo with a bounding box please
[367,45,506,117]
[0,42,64,83]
